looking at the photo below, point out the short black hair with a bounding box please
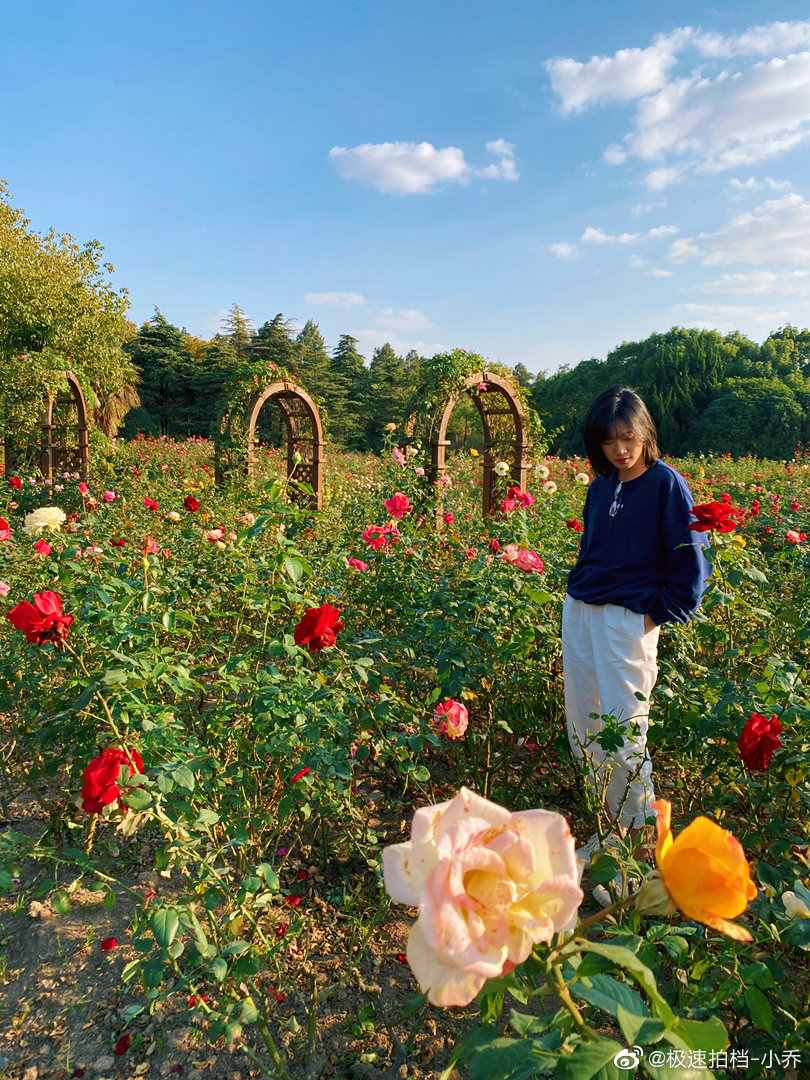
[583,386,660,477]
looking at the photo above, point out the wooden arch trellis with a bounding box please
[3,370,90,483]
[215,376,324,509]
[405,369,530,527]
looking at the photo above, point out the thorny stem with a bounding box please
[552,962,598,1037]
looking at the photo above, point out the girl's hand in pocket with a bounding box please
[644,614,657,634]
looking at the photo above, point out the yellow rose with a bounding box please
[469,448,479,458]
[652,799,757,941]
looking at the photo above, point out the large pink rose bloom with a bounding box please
[383,787,583,1007]
[433,699,469,739]
[501,543,545,574]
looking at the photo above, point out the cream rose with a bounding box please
[575,472,590,484]
[535,465,550,480]
[23,506,67,534]
[383,788,583,1007]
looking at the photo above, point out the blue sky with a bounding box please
[3,1,810,373]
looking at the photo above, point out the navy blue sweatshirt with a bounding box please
[566,459,711,625]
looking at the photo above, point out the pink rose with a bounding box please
[78,482,90,495]
[433,699,469,739]
[383,788,583,1007]
[415,467,425,477]
[391,447,407,466]
[0,582,9,598]
[346,557,369,572]
[500,543,545,574]
[102,490,117,502]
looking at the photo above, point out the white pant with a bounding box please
[561,594,661,829]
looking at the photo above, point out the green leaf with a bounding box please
[161,609,176,631]
[256,863,280,891]
[470,1037,558,1079]
[122,787,152,810]
[574,973,650,1021]
[590,854,620,885]
[222,939,251,957]
[578,942,675,1025]
[284,556,306,583]
[743,986,774,1034]
[239,996,259,1024]
[555,1038,626,1080]
[150,907,179,949]
[669,1016,728,1052]
[50,889,72,914]
[195,808,219,827]
[211,957,228,981]
[173,765,195,791]
[102,668,129,686]
[617,1004,666,1047]
[411,765,430,783]
[508,1010,548,1037]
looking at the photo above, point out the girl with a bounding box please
[562,386,709,867]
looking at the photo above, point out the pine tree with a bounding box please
[296,320,333,393]
[123,309,194,435]
[252,314,299,371]
[221,303,253,357]
[365,343,410,449]
[330,334,367,448]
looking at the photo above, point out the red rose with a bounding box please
[143,497,158,511]
[689,501,745,533]
[0,517,11,542]
[101,936,119,951]
[111,538,126,547]
[384,492,412,519]
[362,523,399,550]
[183,495,200,512]
[291,767,311,783]
[738,711,782,771]
[293,604,343,651]
[284,895,303,908]
[566,518,583,532]
[34,538,52,557]
[508,486,535,507]
[443,512,454,525]
[8,476,22,489]
[489,538,501,553]
[6,591,74,645]
[81,747,144,814]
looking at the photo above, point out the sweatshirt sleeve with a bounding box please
[648,474,711,626]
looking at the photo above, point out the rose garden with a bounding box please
[1,181,809,1080]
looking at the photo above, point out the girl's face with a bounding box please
[601,425,644,472]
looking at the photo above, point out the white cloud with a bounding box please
[374,307,433,331]
[647,224,679,237]
[603,144,628,165]
[645,166,682,191]
[692,21,810,59]
[632,200,667,216]
[700,192,810,266]
[675,301,790,325]
[304,291,366,306]
[704,271,778,294]
[350,328,444,357]
[582,226,639,244]
[476,139,519,181]
[548,241,578,259]
[728,176,792,194]
[669,237,701,260]
[545,30,689,112]
[547,23,810,182]
[650,268,673,277]
[329,141,470,194]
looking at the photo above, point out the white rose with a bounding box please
[535,465,550,480]
[575,472,590,484]
[23,506,67,534]
[166,511,181,522]
[542,480,558,495]
[494,461,510,477]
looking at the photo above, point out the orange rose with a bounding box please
[652,799,757,941]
